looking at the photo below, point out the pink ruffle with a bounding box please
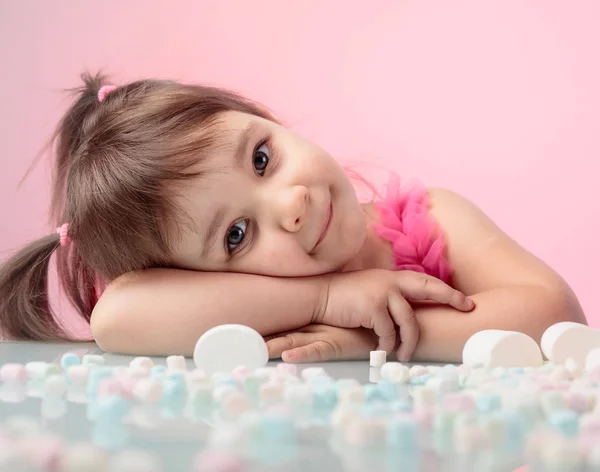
[373,174,452,284]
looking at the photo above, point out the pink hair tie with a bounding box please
[56,223,72,247]
[98,85,117,103]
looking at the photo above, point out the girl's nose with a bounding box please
[276,185,309,233]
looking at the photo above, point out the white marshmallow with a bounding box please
[409,365,428,377]
[541,322,600,365]
[66,365,89,384]
[462,330,543,368]
[301,367,327,381]
[369,350,387,367]
[412,385,437,410]
[564,357,582,377]
[133,378,163,403]
[380,362,410,383]
[166,355,187,372]
[44,375,67,396]
[25,362,58,380]
[193,324,268,375]
[338,385,366,406]
[585,347,600,371]
[81,355,105,366]
[369,367,381,383]
[130,357,154,370]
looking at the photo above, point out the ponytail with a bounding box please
[0,233,73,341]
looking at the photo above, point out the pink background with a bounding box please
[1,0,599,336]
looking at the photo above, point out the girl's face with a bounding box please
[169,111,367,277]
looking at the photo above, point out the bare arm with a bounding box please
[412,188,586,362]
[91,269,327,356]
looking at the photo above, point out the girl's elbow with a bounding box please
[541,279,587,327]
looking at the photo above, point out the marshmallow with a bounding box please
[541,322,600,365]
[0,363,28,383]
[60,353,81,370]
[133,378,163,403]
[193,324,268,375]
[301,367,327,381]
[462,330,543,368]
[130,357,154,370]
[369,367,381,383]
[369,350,387,367]
[380,362,410,383]
[66,365,89,384]
[166,355,187,372]
[585,347,600,371]
[81,355,105,366]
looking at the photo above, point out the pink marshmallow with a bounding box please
[66,365,89,384]
[276,363,298,377]
[231,366,250,382]
[0,364,28,383]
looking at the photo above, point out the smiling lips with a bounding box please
[313,201,333,251]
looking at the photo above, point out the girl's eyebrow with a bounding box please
[201,206,226,259]
[233,121,259,168]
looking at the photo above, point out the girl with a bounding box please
[0,73,586,363]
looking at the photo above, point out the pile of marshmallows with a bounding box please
[0,321,600,472]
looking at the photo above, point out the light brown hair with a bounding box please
[0,72,275,341]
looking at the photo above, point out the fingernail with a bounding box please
[467,297,475,308]
[283,349,297,361]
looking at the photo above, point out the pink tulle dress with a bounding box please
[373,174,452,284]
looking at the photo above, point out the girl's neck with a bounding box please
[341,203,394,272]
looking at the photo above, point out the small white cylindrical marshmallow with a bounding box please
[369,350,386,367]
[541,321,600,365]
[380,362,409,383]
[166,355,187,372]
[130,357,154,370]
[462,330,543,368]
[66,365,89,384]
[81,355,105,366]
[369,367,381,383]
[133,378,163,403]
[564,357,582,377]
[409,365,428,377]
[301,367,327,381]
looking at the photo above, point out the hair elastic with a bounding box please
[98,85,117,103]
[56,223,72,247]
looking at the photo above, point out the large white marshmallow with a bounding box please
[193,324,268,375]
[462,329,543,368]
[541,322,600,365]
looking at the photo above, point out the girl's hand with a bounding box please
[314,269,474,361]
[265,324,378,363]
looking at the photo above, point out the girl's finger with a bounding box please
[388,292,420,362]
[396,272,474,311]
[265,332,318,359]
[282,341,337,363]
[368,309,397,354]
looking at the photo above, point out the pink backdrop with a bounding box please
[1,0,599,336]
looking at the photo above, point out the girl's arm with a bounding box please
[412,187,586,362]
[266,188,586,364]
[91,269,327,356]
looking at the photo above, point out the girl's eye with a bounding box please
[226,219,248,253]
[253,143,270,176]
